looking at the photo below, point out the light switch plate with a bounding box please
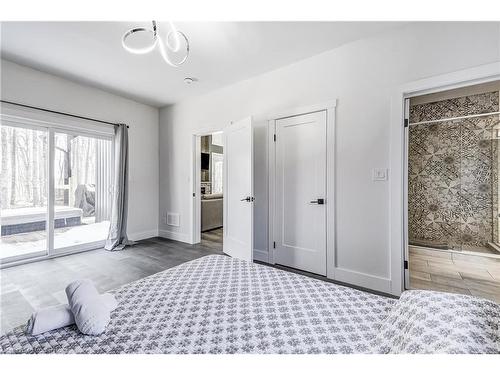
[372,168,388,181]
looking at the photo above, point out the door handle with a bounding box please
[309,198,325,205]
[241,196,255,202]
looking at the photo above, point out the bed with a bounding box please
[1,255,498,354]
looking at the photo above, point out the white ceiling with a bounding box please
[0,22,408,107]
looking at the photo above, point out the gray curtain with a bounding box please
[105,124,133,251]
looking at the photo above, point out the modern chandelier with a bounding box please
[122,21,189,67]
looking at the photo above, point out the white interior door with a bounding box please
[274,111,327,275]
[223,117,253,261]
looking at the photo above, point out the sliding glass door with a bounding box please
[1,125,49,261]
[52,132,112,253]
[1,122,113,264]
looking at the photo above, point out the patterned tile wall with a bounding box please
[408,91,500,249]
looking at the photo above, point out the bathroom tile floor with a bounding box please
[409,246,500,303]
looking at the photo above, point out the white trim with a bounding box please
[400,62,500,98]
[390,61,500,296]
[253,249,269,263]
[159,229,191,243]
[0,241,105,269]
[268,100,337,276]
[52,240,106,256]
[128,229,158,241]
[325,102,336,281]
[267,120,276,265]
[1,115,114,141]
[334,267,392,294]
[194,125,225,137]
[266,100,338,121]
[403,98,410,289]
[0,250,47,266]
[191,134,202,244]
[0,104,114,140]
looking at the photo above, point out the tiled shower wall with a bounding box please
[408,91,500,250]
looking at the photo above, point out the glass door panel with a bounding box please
[53,132,112,252]
[409,112,500,253]
[1,125,48,262]
[459,113,500,253]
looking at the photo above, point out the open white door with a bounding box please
[223,117,253,262]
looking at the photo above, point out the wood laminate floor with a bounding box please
[409,246,500,303]
[0,233,223,335]
[201,227,223,248]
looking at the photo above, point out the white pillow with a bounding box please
[65,279,112,336]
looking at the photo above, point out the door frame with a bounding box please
[268,100,337,278]
[390,62,500,295]
[190,126,223,245]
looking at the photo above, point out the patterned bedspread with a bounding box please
[0,255,395,354]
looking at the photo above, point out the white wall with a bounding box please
[159,22,500,293]
[1,59,160,240]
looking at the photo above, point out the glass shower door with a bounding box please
[408,90,500,255]
[457,113,500,253]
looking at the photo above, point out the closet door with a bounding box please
[274,111,327,276]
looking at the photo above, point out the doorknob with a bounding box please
[240,196,255,202]
[309,198,325,205]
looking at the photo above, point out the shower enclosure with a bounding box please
[408,90,500,254]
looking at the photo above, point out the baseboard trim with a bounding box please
[128,229,158,241]
[158,229,191,243]
[333,267,392,294]
[253,249,269,263]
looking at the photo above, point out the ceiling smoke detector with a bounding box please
[184,77,197,84]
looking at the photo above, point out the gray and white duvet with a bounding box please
[0,255,498,354]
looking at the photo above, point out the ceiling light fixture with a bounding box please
[122,21,189,67]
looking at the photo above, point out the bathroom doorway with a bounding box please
[406,80,500,302]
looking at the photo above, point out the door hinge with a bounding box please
[404,260,409,270]
[273,134,276,142]
[404,119,409,128]
[273,241,276,249]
